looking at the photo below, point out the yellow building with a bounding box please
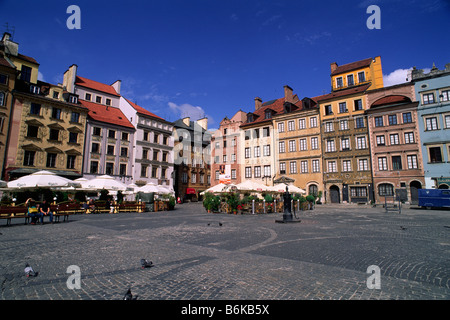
[1,33,88,181]
[273,86,324,199]
[318,57,384,203]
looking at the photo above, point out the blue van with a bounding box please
[418,189,450,209]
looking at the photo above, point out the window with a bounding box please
[154,134,159,144]
[27,125,39,138]
[30,103,41,115]
[245,167,252,178]
[253,129,260,139]
[339,102,347,113]
[376,135,385,146]
[336,77,343,88]
[181,172,188,183]
[51,108,62,120]
[105,163,114,175]
[231,169,236,179]
[263,145,270,156]
[91,143,100,153]
[298,119,306,129]
[288,140,296,152]
[402,112,412,123]
[299,139,307,151]
[223,155,227,163]
[423,93,435,105]
[326,140,336,152]
[279,141,285,153]
[425,117,438,131]
[310,117,317,127]
[108,130,116,139]
[23,150,35,166]
[279,162,286,174]
[358,71,366,83]
[311,137,318,150]
[153,150,159,161]
[378,183,394,196]
[85,93,91,101]
[341,137,350,150]
[120,147,128,157]
[288,120,295,131]
[0,92,4,106]
[340,119,348,130]
[264,165,271,177]
[93,127,101,136]
[96,96,102,104]
[347,74,354,86]
[388,114,397,125]
[254,166,261,178]
[378,157,388,171]
[71,112,80,123]
[351,187,367,197]
[265,110,271,119]
[358,159,369,171]
[441,90,450,102]
[325,105,333,115]
[404,132,415,144]
[20,65,32,82]
[46,153,57,168]
[300,161,308,173]
[105,145,115,155]
[69,95,78,104]
[191,173,197,183]
[119,163,127,176]
[325,121,333,132]
[289,161,297,174]
[142,149,149,160]
[374,116,384,127]
[90,161,99,174]
[392,156,402,170]
[263,127,270,137]
[121,132,129,141]
[357,136,367,149]
[0,73,7,84]
[163,136,168,145]
[106,98,111,106]
[143,131,149,141]
[342,160,352,172]
[354,99,363,111]
[355,117,365,128]
[231,153,236,162]
[429,147,442,163]
[327,161,337,173]
[49,128,59,141]
[67,155,76,169]
[245,147,251,158]
[389,134,399,145]
[445,115,450,129]
[407,155,418,169]
[312,159,320,173]
[278,122,285,133]
[69,132,78,144]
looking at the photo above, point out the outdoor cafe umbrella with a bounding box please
[235,180,269,192]
[269,183,306,194]
[79,175,128,192]
[200,183,237,195]
[135,182,161,194]
[7,170,81,189]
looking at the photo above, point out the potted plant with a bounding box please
[306,195,315,210]
[226,192,239,214]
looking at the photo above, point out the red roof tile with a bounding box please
[371,95,412,107]
[331,58,373,76]
[75,76,120,96]
[315,83,371,102]
[17,53,39,65]
[80,100,135,129]
[124,98,165,121]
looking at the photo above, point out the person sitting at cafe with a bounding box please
[40,199,53,224]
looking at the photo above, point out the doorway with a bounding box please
[409,181,422,205]
[330,185,340,203]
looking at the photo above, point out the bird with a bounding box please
[207,223,210,226]
[140,259,153,269]
[24,263,38,277]
[123,288,138,300]
[400,226,407,230]
[219,222,223,227]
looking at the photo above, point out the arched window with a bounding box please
[378,183,394,196]
[309,184,318,196]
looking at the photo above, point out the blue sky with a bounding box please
[1,0,449,129]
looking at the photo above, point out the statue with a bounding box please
[276,185,300,224]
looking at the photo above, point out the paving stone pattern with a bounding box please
[0,203,449,300]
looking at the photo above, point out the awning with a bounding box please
[186,188,196,194]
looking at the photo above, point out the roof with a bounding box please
[80,100,135,129]
[17,53,39,65]
[371,95,412,107]
[315,83,371,102]
[124,98,164,121]
[75,76,120,96]
[331,58,373,76]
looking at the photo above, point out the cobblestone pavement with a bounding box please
[0,202,449,302]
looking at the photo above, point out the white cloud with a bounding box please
[383,68,412,87]
[168,102,207,120]
[38,71,45,82]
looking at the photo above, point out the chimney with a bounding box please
[284,85,293,103]
[197,117,208,131]
[111,80,121,95]
[254,97,262,111]
[182,117,190,126]
[330,62,338,74]
[1,32,18,56]
[63,64,77,94]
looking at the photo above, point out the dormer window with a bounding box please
[69,95,78,104]
[265,110,272,119]
[247,114,253,123]
[30,85,40,94]
[336,77,343,89]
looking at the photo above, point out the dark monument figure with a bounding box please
[276,186,301,223]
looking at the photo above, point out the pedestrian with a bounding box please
[26,198,41,225]
[40,199,53,224]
